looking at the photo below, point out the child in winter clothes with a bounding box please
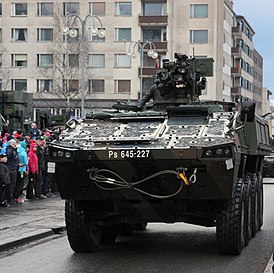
[0,153,10,207]
[26,143,39,200]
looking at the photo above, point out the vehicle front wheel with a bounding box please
[65,200,102,253]
[216,178,246,255]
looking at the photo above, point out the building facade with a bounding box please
[0,0,267,118]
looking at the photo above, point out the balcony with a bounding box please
[138,67,159,77]
[231,66,241,76]
[231,87,241,95]
[232,26,242,37]
[231,46,242,57]
[141,41,168,52]
[139,15,168,26]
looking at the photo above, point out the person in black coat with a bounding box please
[6,139,19,203]
[0,153,10,207]
[35,137,46,199]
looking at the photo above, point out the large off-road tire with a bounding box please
[257,173,264,230]
[101,227,117,245]
[250,174,259,236]
[244,175,252,246]
[65,200,102,253]
[216,178,246,255]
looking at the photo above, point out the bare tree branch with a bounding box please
[38,3,90,110]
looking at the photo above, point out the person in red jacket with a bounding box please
[26,143,39,200]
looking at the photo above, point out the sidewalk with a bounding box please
[0,195,65,251]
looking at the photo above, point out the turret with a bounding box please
[152,53,214,107]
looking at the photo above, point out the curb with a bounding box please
[264,253,274,273]
[0,227,66,252]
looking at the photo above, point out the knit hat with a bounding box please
[8,139,17,146]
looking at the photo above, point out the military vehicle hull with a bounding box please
[55,150,236,201]
[49,102,271,255]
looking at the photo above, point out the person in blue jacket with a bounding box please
[13,141,28,203]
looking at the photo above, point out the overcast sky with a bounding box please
[233,0,274,97]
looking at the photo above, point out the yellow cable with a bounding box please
[179,172,190,186]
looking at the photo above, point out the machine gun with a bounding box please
[113,54,214,111]
[151,53,214,106]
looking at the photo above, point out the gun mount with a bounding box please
[153,53,213,105]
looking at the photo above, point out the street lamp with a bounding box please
[127,41,158,100]
[62,14,105,118]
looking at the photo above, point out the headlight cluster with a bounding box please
[51,149,74,160]
[202,146,232,158]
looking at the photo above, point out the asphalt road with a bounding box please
[0,181,273,273]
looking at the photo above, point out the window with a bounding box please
[37,3,53,16]
[88,54,105,68]
[0,54,2,67]
[143,3,166,16]
[114,54,131,68]
[88,28,105,42]
[63,54,79,67]
[190,4,208,18]
[0,3,2,16]
[63,79,79,92]
[89,2,105,16]
[114,80,130,93]
[115,2,132,16]
[37,28,53,42]
[143,28,166,42]
[37,54,53,67]
[37,79,53,92]
[11,3,28,16]
[88,79,105,93]
[190,30,208,43]
[115,28,131,42]
[11,54,27,67]
[0,29,2,42]
[0,80,2,91]
[11,29,28,41]
[63,2,79,15]
[11,79,27,91]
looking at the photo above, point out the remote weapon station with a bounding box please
[49,54,271,255]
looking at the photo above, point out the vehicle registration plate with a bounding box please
[108,150,150,159]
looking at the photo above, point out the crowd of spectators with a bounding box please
[0,123,61,207]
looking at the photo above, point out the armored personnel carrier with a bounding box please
[48,54,271,255]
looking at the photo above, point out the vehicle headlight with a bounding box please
[224,149,231,157]
[205,150,213,157]
[49,147,76,161]
[202,146,232,158]
[57,150,64,157]
[215,148,223,156]
[65,152,72,158]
